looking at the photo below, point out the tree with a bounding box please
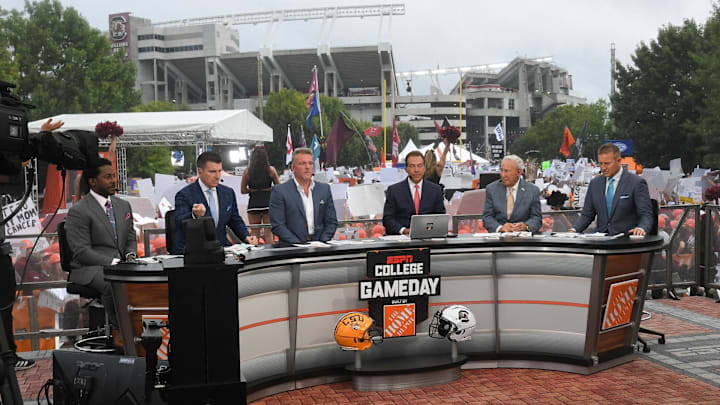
[689,6,720,168]
[0,7,20,84]
[611,19,705,171]
[1,0,139,120]
[510,101,611,161]
[125,101,192,178]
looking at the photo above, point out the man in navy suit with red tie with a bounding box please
[383,151,446,235]
[173,152,257,253]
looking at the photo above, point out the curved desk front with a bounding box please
[106,235,663,396]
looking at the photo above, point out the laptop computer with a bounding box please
[409,214,450,239]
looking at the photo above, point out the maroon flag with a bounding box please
[326,114,354,167]
[391,120,400,167]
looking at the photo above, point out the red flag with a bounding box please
[285,126,293,166]
[559,126,575,158]
[380,148,386,166]
[306,70,318,108]
[364,126,381,137]
[391,120,400,167]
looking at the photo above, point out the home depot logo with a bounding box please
[383,303,416,338]
[602,279,638,330]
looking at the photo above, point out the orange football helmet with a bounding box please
[333,312,382,351]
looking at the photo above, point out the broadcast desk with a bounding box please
[105,235,663,398]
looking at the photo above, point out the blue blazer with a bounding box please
[173,181,249,253]
[574,170,653,235]
[482,178,542,233]
[270,180,338,244]
[382,178,445,235]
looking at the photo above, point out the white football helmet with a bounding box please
[428,305,476,342]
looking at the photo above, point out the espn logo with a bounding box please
[386,255,413,264]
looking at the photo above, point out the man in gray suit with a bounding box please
[571,143,652,236]
[483,155,542,233]
[65,158,137,325]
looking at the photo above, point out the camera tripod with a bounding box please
[0,309,23,405]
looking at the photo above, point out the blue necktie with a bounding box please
[606,178,615,216]
[105,201,117,241]
[207,188,219,224]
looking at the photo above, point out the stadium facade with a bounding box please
[108,11,585,155]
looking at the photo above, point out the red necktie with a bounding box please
[414,184,420,214]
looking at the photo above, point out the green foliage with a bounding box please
[262,90,400,168]
[1,0,140,120]
[125,101,193,178]
[510,101,611,161]
[611,19,704,171]
[0,7,20,84]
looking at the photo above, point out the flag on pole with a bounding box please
[326,114,354,167]
[364,126,382,137]
[300,125,307,148]
[575,121,588,157]
[285,125,293,166]
[365,135,377,153]
[391,120,400,167]
[306,69,318,108]
[310,134,321,169]
[468,141,476,176]
[380,148,386,166]
[494,123,504,142]
[306,69,321,131]
[559,126,575,158]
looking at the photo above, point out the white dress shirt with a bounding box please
[605,169,623,194]
[294,178,316,236]
[197,179,220,220]
[400,179,424,235]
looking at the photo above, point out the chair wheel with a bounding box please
[658,337,666,344]
[643,346,651,353]
[651,289,663,299]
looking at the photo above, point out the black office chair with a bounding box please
[57,221,115,353]
[637,199,666,353]
[165,209,176,254]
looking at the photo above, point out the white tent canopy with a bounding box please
[28,110,272,146]
[397,138,419,162]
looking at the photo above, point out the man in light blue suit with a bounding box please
[173,152,257,253]
[483,154,542,233]
[572,143,652,236]
[270,148,338,244]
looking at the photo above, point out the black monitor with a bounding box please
[53,351,165,405]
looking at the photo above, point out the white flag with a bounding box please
[494,123,504,142]
[285,125,293,166]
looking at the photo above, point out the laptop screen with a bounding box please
[409,214,450,239]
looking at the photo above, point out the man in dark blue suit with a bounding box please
[173,152,257,253]
[572,143,653,236]
[270,148,338,244]
[383,151,446,235]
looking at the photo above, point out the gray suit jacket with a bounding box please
[65,194,137,285]
[573,170,653,235]
[482,178,542,232]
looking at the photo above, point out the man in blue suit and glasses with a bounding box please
[173,151,257,253]
[270,148,338,244]
[571,143,652,236]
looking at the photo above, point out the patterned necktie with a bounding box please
[414,184,420,215]
[606,178,615,216]
[507,187,515,219]
[207,188,219,224]
[105,200,117,241]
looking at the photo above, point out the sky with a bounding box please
[3,0,716,102]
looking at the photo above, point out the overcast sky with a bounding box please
[4,0,716,101]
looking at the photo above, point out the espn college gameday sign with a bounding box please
[360,248,440,338]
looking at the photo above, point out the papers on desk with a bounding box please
[294,241,331,248]
[379,235,411,242]
[473,232,501,239]
[225,244,264,255]
[551,232,624,240]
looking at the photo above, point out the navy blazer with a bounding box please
[382,178,446,235]
[482,178,542,232]
[173,181,249,253]
[270,180,338,244]
[574,169,653,235]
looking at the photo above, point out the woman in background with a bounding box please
[424,139,450,184]
[241,146,280,244]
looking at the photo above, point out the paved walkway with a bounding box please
[15,296,720,404]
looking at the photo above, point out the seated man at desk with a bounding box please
[174,152,257,253]
[571,143,652,236]
[65,158,137,325]
[383,151,446,235]
[270,148,338,243]
[483,154,542,233]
